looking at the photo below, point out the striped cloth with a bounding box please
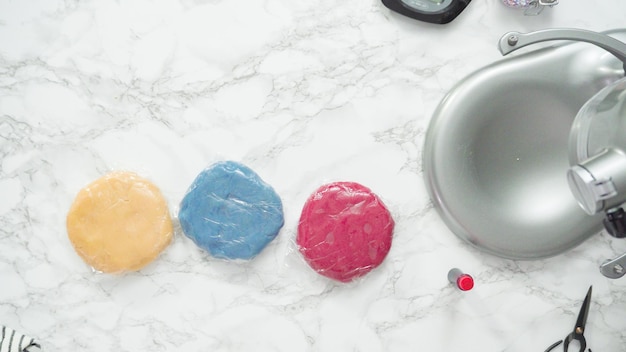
[0,326,40,352]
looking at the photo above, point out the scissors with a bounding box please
[545,286,593,352]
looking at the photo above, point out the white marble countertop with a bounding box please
[2,0,626,350]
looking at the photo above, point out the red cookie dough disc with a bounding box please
[297,182,394,282]
[66,172,173,273]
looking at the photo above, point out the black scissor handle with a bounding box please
[544,339,592,352]
[564,332,587,352]
[544,340,562,352]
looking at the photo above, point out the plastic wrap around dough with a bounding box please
[66,171,173,273]
[178,161,284,260]
[297,182,395,282]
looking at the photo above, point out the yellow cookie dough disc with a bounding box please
[67,171,173,273]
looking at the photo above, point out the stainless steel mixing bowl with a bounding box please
[423,29,626,259]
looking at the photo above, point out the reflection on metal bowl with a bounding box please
[423,29,626,259]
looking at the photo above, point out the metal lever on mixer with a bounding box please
[600,252,626,279]
[600,208,626,279]
[498,28,626,72]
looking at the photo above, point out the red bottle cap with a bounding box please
[456,274,474,291]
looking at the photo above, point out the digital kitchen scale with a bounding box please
[382,0,471,24]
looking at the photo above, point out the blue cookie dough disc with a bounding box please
[179,161,284,260]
